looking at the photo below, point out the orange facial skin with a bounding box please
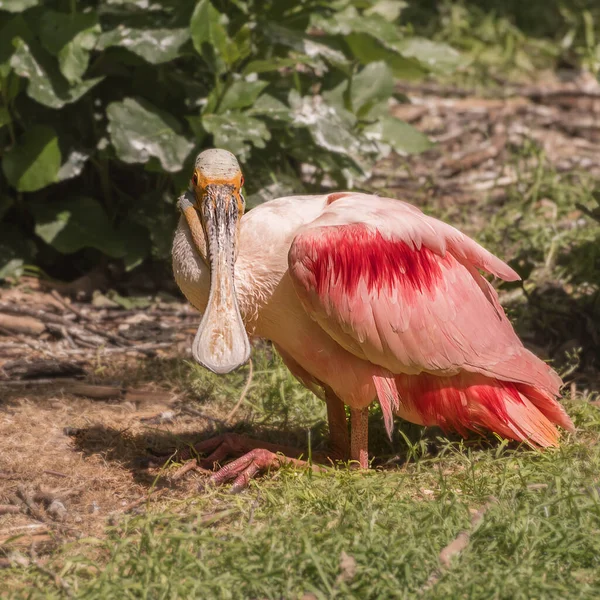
[191,169,245,215]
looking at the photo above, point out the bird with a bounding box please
[172,148,573,490]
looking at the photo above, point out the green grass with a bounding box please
[405,0,600,85]
[4,395,600,599]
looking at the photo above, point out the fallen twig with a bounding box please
[170,459,198,481]
[0,505,22,515]
[443,134,507,176]
[0,313,45,336]
[43,470,69,479]
[16,487,48,523]
[50,290,91,322]
[420,496,498,594]
[111,488,168,515]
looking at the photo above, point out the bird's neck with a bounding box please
[172,215,286,337]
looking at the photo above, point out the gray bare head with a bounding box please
[194,148,242,182]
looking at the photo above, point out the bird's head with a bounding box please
[179,148,250,374]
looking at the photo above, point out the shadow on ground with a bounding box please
[67,412,519,489]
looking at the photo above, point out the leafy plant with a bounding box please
[0,0,459,281]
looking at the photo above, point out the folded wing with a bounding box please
[288,194,561,396]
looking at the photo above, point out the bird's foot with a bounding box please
[204,448,320,493]
[175,433,326,493]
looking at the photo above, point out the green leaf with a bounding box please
[218,79,268,113]
[31,197,126,257]
[186,115,206,141]
[394,37,461,74]
[314,7,459,76]
[202,111,270,160]
[365,0,407,21]
[2,125,61,192]
[350,61,394,116]
[246,173,304,209]
[0,14,33,64]
[10,38,102,108]
[289,91,360,158]
[190,0,238,71]
[264,23,347,66]
[97,27,190,65]
[107,97,194,172]
[0,0,38,12]
[364,116,433,155]
[39,10,100,83]
[120,219,151,271]
[130,193,177,260]
[311,6,400,45]
[347,33,426,79]
[56,149,90,182]
[243,57,300,74]
[247,94,291,121]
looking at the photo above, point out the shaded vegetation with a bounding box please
[0,0,456,282]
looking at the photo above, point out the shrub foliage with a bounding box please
[0,0,458,280]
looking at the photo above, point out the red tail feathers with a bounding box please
[373,371,573,447]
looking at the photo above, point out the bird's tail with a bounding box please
[373,371,574,447]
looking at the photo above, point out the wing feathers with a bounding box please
[288,195,561,395]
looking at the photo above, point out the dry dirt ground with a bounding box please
[1,74,599,564]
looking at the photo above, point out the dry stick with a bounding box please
[112,488,168,515]
[170,459,200,481]
[50,290,90,322]
[0,313,46,336]
[225,360,254,424]
[43,471,69,479]
[0,302,129,347]
[0,524,49,536]
[420,496,498,594]
[0,505,22,515]
[16,487,48,524]
[0,303,73,326]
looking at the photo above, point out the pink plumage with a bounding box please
[289,194,572,448]
[175,184,574,478]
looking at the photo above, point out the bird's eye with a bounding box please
[192,172,198,186]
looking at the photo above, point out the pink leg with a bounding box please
[350,407,369,469]
[325,390,350,460]
[176,433,325,493]
[172,393,351,492]
[187,433,304,468]
[205,448,320,494]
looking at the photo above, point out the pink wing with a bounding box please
[288,193,561,396]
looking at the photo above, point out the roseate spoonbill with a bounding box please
[172,148,573,489]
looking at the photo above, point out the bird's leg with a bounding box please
[350,407,370,469]
[205,448,323,494]
[325,390,350,461]
[173,393,350,492]
[189,433,307,468]
[178,433,325,493]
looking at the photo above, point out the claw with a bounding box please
[206,448,318,492]
[162,433,331,492]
